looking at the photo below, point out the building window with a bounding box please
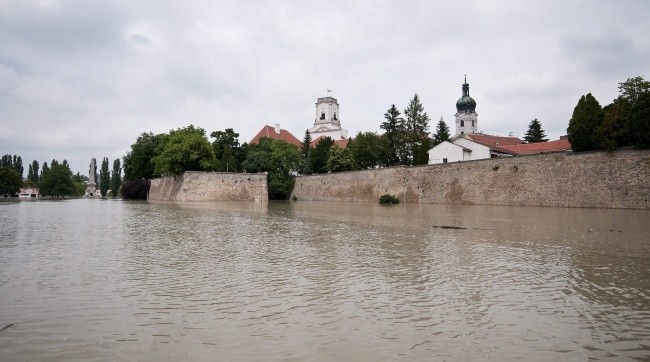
[333,113,337,120]
[460,120,465,127]
[472,120,474,127]
[320,112,325,120]
[443,158,448,163]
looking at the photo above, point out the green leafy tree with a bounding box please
[567,93,605,152]
[39,164,76,197]
[242,138,302,199]
[309,137,335,174]
[380,104,404,166]
[404,94,430,165]
[327,145,354,173]
[29,160,39,183]
[618,76,650,105]
[51,159,59,167]
[152,125,217,176]
[27,164,34,183]
[412,137,431,165]
[99,157,110,197]
[12,155,23,178]
[111,159,122,197]
[629,92,650,149]
[348,131,389,169]
[210,128,242,172]
[121,179,151,200]
[0,155,12,169]
[301,130,312,175]
[523,119,548,143]
[40,162,49,179]
[123,132,165,181]
[432,117,451,146]
[0,167,22,197]
[601,96,632,149]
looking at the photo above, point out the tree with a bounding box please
[618,76,650,105]
[152,125,217,176]
[99,157,110,197]
[403,94,430,165]
[0,167,22,197]
[121,178,150,200]
[412,137,431,165]
[309,137,335,174]
[39,164,75,197]
[0,155,11,169]
[301,130,312,175]
[523,119,549,143]
[432,117,451,146]
[242,138,302,199]
[123,132,164,181]
[327,145,354,173]
[348,131,389,170]
[12,155,23,178]
[629,91,650,149]
[111,159,122,197]
[567,93,605,152]
[40,162,49,179]
[29,160,39,183]
[380,104,404,166]
[210,128,242,172]
[601,96,632,149]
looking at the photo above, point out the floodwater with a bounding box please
[0,199,648,361]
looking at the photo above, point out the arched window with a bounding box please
[460,120,465,127]
[472,120,475,127]
[320,112,325,120]
[333,113,337,120]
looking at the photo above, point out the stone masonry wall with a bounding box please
[148,171,268,202]
[290,150,650,209]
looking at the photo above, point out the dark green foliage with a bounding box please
[309,137,335,174]
[210,128,243,172]
[523,119,548,143]
[100,157,110,197]
[242,138,302,200]
[1,155,24,178]
[404,94,430,165]
[121,179,151,200]
[601,96,632,149]
[326,145,354,173]
[29,160,39,183]
[39,164,76,197]
[629,92,650,149]
[111,159,122,197]
[0,167,22,197]
[432,118,451,146]
[40,162,49,179]
[123,132,164,181]
[567,93,605,152]
[348,132,389,169]
[618,76,650,105]
[412,137,431,165]
[152,125,217,176]
[380,104,404,166]
[379,193,400,205]
[301,130,312,175]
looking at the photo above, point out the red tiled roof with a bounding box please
[499,139,572,156]
[468,134,524,147]
[250,125,302,147]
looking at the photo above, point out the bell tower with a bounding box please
[455,76,478,136]
[308,92,348,140]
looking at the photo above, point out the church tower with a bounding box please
[455,77,478,136]
[308,95,348,140]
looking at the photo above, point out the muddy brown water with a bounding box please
[0,199,648,360]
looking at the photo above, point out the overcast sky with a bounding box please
[1,0,648,175]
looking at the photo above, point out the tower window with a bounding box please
[472,120,475,127]
[460,120,465,127]
[333,113,337,120]
[320,112,325,120]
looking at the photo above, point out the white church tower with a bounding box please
[455,76,478,136]
[307,94,348,140]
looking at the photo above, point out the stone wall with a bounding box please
[290,150,650,209]
[148,172,268,202]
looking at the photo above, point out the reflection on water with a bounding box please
[0,199,648,360]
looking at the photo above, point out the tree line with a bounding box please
[0,154,122,198]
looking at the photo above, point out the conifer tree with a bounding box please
[404,94,430,166]
[301,130,312,174]
[567,93,605,152]
[380,104,404,166]
[432,117,451,146]
[30,160,39,183]
[99,157,110,197]
[40,162,49,179]
[523,119,548,143]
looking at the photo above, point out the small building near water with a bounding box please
[18,187,39,199]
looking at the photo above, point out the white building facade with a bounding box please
[307,96,348,140]
[428,136,492,164]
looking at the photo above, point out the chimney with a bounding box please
[274,123,280,134]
